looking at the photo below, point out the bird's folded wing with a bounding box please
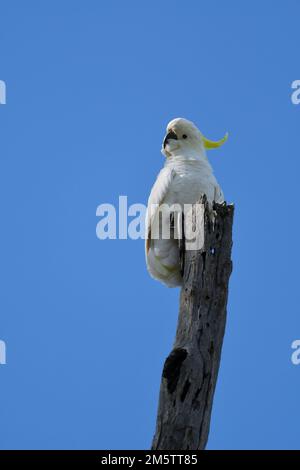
[214,184,225,204]
[145,167,175,254]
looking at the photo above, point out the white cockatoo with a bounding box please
[145,117,227,287]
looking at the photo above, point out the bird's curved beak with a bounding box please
[163,129,178,148]
[202,132,228,149]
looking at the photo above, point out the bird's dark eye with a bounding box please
[182,134,187,139]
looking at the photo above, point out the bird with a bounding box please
[145,117,227,288]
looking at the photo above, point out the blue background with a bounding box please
[1,0,299,450]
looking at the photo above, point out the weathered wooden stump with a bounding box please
[152,199,234,450]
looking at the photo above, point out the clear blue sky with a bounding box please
[1,0,300,450]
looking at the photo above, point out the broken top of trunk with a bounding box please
[152,199,234,450]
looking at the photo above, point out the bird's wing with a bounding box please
[145,166,175,254]
[214,184,224,203]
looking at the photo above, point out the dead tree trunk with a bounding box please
[152,199,234,450]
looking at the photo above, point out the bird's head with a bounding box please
[162,117,228,158]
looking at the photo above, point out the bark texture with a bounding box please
[152,199,234,450]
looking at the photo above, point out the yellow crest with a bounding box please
[202,132,228,149]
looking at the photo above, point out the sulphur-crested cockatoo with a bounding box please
[145,118,227,287]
